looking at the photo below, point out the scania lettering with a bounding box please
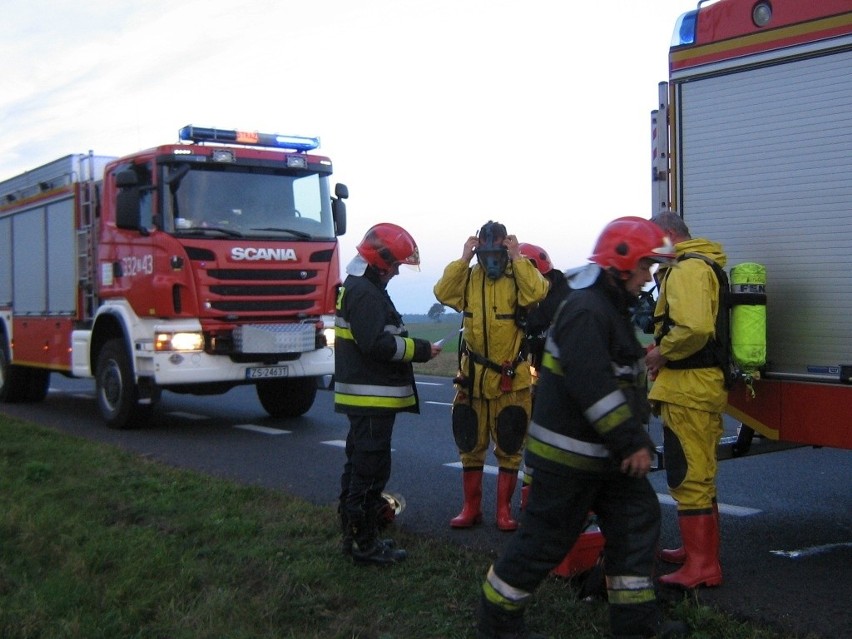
[0,125,349,428]
[651,0,852,454]
[231,247,299,261]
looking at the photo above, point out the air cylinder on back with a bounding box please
[730,262,767,376]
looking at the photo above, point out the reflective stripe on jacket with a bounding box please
[334,271,432,415]
[525,271,654,475]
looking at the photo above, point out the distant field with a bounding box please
[406,319,460,377]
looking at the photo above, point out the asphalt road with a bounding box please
[2,374,850,639]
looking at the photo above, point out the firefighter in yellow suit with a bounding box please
[646,211,727,589]
[434,221,549,531]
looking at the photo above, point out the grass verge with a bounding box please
[0,414,797,638]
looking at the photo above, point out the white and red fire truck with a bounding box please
[0,125,348,429]
[652,0,852,453]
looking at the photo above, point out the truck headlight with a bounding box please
[155,332,204,352]
[321,314,336,347]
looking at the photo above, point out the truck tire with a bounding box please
[95,338,150,429]
[256,376,318,418]
[0,342,35,403]
[23,368,50,403]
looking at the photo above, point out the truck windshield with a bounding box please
[161,164,335,239]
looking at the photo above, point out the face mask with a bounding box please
[477,224,508,279]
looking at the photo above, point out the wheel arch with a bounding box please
[91,311,133,378]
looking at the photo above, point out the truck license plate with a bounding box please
[246,365,289,380]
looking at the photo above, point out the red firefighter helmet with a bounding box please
[356,223,420,273]
[518,242,554,275]
[589,216,675,276]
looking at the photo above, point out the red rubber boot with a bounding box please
[496,470,519,532]
[659,513,722,588]
[450,469,483,528]
[659,502,719,564]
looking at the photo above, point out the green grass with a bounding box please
[0,413,807,639]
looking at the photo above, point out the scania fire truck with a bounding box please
[0,125,348,429]
[651,0,852,453]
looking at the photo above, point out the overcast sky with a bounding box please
[1,0,699,313]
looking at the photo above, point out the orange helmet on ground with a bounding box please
[356,223,420,273]
[589,216,675,276]
[518,243,553,275]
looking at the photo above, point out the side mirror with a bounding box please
[115,170,141,230]
[332,183,348,236]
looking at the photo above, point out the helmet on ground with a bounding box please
[356,223,420,273]
[477,220,509,279]
[518,242,553,275]
[589,216,675,276]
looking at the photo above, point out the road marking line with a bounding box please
[167,411,208,421]
[48,387,95,399]
[234,424,290,435]
[655,493,761,516]
[426,401,453,406]
[416,381,444,386]
[322,440,395,452]
[770,542,852,558]
[444,462,524,479]
[444,462,761,516]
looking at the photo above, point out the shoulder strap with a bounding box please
[659,253,737,388]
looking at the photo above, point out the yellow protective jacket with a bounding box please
[434,257,549,400]
[648,238,728,413]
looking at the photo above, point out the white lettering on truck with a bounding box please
[231,247,298,261]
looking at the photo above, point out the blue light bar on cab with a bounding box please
[178,125,320,151]
[671,9,697,47]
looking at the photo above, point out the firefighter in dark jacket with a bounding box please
[434,221,549,532]
[476,217,687,639]
[516,242,568,509]
[517,242,568,392]
[335,223,441,567]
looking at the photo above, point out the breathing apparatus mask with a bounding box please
[632,287,657,334]
[476,221,509,279]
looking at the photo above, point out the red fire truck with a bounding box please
[0,125,348,429]
[651,0,852,453]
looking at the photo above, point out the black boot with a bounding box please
[340,505,396,557]
[349,513,407,566]
[476,594,547,639]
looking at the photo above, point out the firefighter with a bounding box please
[335,223,441,566]
[517,242,568,394]
[476,217,687,639]
[434,222,549,531]
[646,211,727,589]
[517,242,568,509]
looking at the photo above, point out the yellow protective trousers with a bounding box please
[660,403,723,512]
[453,388,531,471]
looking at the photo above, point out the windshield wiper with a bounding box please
[249,227,312,239]
[175,226,244,238]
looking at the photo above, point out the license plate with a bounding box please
[246,365,289,380]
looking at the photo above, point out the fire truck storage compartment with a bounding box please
[6,198,77,315]
[675,46,852,378]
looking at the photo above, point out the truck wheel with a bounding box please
[0,342,28,403]
[96,338,149,429]
[256,376,318,418]
[23,368,50,403]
